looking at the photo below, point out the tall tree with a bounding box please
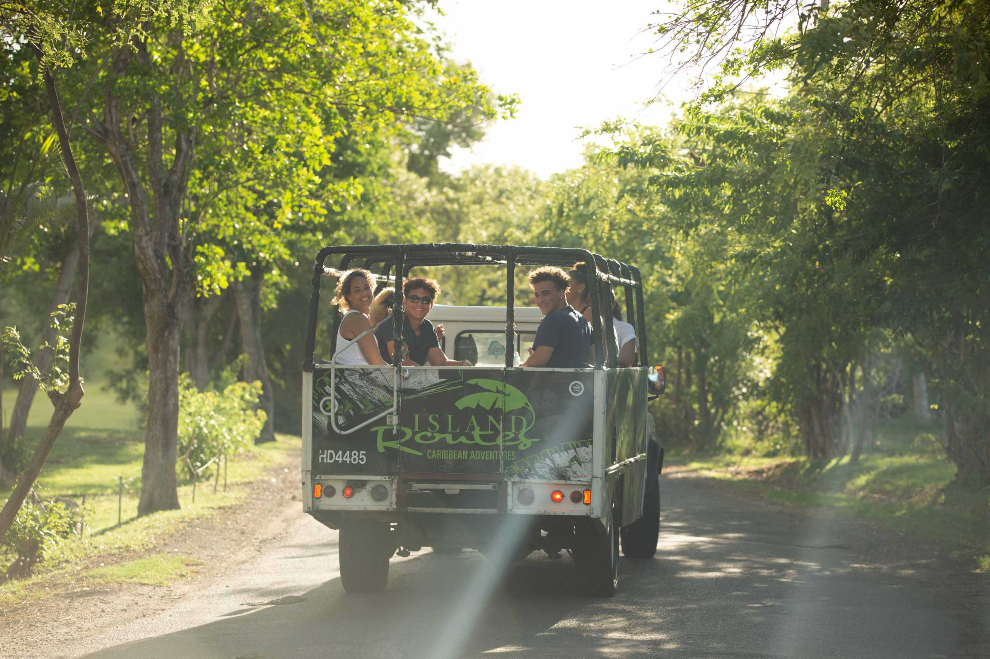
[0,1,95,542]
[75,0,510,512]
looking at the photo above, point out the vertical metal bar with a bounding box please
[620,263,634,323]
[595,255,617,367]
[505,253,516,368]
[630,266,648,366]
[392,251,405,437]
[303,252,330,371]
[392,251,405,366]
[586,256,604,368]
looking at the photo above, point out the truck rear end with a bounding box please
[302,364,610,550]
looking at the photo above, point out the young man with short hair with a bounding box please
[520,266,592,368]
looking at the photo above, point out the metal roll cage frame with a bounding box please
[302,243,648,373]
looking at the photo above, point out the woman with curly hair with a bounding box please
[333,269,389,366]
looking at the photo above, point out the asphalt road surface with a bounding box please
[82,473,989,658]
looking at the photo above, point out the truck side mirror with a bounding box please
[647,365,666,395]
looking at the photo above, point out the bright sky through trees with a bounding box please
[434,1,682,179]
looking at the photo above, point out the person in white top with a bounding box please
[566,262,638,367]
[611,305,638,368]
[333,269,389,366]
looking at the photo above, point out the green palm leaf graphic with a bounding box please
[455,379,532,414]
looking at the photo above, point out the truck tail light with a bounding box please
[325,485,336,498]
[550,490,564,503]
[342,486,355,499]
[583,489,592,505]
[569,490,582,503]
[313,484,322,499]
[517,487,535,505]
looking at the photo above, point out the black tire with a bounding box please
[573,486,621,597]
[339,520,391,593]
[621,468,660,558]
[622,437,661,558]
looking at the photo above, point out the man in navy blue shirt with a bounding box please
[375,277,471,367]
[520,266,592,368]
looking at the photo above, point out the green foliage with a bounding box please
[1,497,77,566]
[1,303,76,393]
[176,375,267,478]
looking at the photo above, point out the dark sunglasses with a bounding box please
[406,294,433,304]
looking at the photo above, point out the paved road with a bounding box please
[83,474,989,658]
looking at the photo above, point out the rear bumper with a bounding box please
[308,475,599,517]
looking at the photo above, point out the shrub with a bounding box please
[2,496,79,580]
[177,375,267,479]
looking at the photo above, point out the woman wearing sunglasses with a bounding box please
[375,277,471,366]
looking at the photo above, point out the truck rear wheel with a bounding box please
[622,439,661,558]
[621,472,659,558]
[339,520,391,593]
[573,486,620,597]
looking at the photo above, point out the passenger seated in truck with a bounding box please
[569,262,637,367]
[375,277,471,367]
[333,269,390,366]
[608,290,638,367]
[520,266,591,368]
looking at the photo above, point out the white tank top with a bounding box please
[334,310,380,366]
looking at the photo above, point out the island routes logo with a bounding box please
[313,372,539,457]
[373,378,539,456]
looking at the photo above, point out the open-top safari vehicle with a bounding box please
[301,244,665,596]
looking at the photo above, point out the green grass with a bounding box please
[82,554,197,586]
[667,418,990,568]
[1,384,141,431]
[1,432,299,605]
[1,377,301,603]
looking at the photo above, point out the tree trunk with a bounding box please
[138,295,183,514]
[90,40,196,514]
[799,362,845,459]
[695,347,712,451]
[183,292,224,391]
[1,340,5,484]
[912,371,931,423]
[849,364,868,463]
[5,239,82,449]
[673,345,682,408]
[0,64,90,545]
[234,269,275,443]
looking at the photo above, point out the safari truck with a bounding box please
[301,244,666,596]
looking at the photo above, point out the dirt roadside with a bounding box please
[0,449,303,659]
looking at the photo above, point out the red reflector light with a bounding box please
[314,484,322,498]
[583,489,592,505]
[570,490,582,503]
[551,490,564,503]
[342,486,355,499]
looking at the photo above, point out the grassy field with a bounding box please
[667,418,990,569]
[1,376,301,604]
